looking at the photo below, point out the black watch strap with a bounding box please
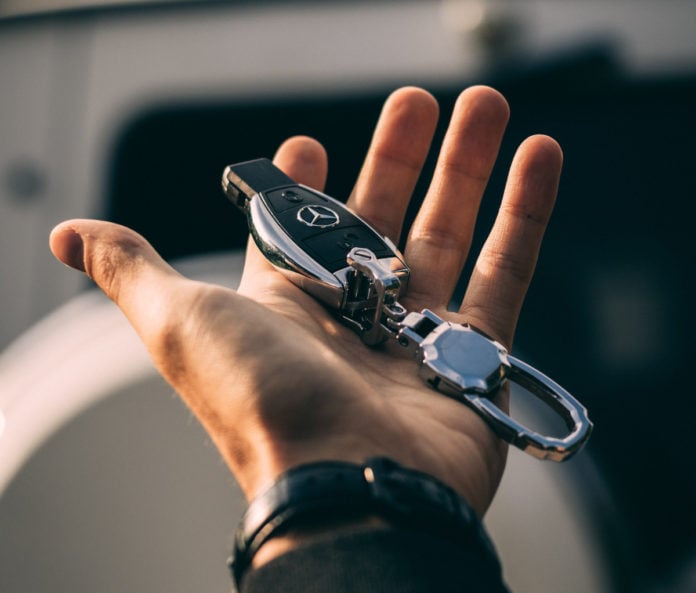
[229,457,502,591]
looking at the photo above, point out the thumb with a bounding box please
[49,219,187,345]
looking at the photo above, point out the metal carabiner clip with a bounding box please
[466,356,593,461]
[398,310,593,461]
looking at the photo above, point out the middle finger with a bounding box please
[404,86,510,307]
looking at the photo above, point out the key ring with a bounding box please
[487,356,593,461]
[350,249,593,462]
[222,159,593,462]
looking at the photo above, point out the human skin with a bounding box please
[50,85,562,565]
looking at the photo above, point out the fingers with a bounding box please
[49,219,186,345]
[404,86,510,306]
[459,135,563,348]
[273,135,328,190]
[347,87,439,243]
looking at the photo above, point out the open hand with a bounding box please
[50,86,562,517]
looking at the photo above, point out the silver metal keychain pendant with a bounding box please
[223,158,593,461]
[348,248,592,462]
[397,309,591,461]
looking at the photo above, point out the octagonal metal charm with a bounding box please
[418,322,509,396]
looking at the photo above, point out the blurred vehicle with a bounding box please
[1,1,695,592]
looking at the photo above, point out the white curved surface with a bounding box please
[0,252,245,493]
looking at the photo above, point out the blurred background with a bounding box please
[1,1,694,592]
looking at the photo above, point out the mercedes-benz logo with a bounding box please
[296,205,340,228]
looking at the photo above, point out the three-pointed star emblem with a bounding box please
[296,205,341,228]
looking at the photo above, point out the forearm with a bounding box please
[243,527,510,593]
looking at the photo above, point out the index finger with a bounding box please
[346,87,439,243]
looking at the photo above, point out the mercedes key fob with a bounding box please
[222,158,410,344]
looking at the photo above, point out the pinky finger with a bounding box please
[459,135,563,349]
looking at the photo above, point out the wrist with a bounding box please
[229,457,502,591]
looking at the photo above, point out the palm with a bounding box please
[184,245,507,513]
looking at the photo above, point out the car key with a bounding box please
[222,158,410,344]
[222,158,593,461]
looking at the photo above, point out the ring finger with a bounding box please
[404,86,510,308]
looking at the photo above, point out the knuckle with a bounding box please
[410,226,468,254]
[84,230,149,301]
[477,246,534,287]
[500,202,550,228]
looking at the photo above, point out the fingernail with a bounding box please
[62,229,85,272]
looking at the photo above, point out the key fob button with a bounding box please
[303,225,394,272]
[281,189,303,203]
[337,231,360,250]
[264,186,326,213]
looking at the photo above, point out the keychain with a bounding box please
[222,158,593,461]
